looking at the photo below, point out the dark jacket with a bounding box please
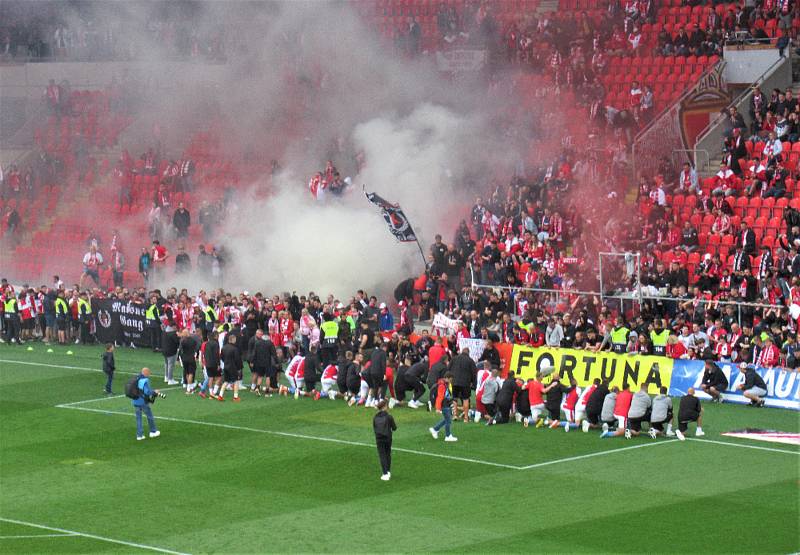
[203,339,220,368]
[179,336,198,363]
[368,347,387,377]
[586,383,610,415]
[251,337,277,369]
[102,351,115,374]
[427,360,448,390]
[221,343,242,372]
[373,410,397,440]
[742,368,767,390]
[496,376,520,406]
[304,351,321,382]
[678,394,701,421]
[162,330,180,357]
[701,363,729,389]
[449,352,477,389]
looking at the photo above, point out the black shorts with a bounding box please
[546,405,560,420]
[587,410,601,425]
[206,366,221,378]
[265,369,278,383]
[223,369,239,383]
[22,318,35,330]
[57,318,67,331]
[452,385,471,401]
[368,374,384,390]
[483,402,496,417]
[346,380,360,395]
[628,416,645,432]
[182,359,197,374]
[252,366,266,377]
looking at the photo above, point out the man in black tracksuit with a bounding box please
[250,330,278,395]
[367,343,388,403]
[178,330,198,392]
[585,380,610,429]
[303,344,322,396]
[700,359,728,403]
[426,353,449,411]
[544,374,566,423]
[675,387,703,440]
[336,351,353,396]
[373,400,397,481]
[490,371,520,425]
[449,348,477,421]
[220,334,243,401]
[394,358,427,407]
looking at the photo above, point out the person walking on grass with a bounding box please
[373,399,397,481]
[429,372,458,442]
[132,368,160,441]
[102,343,115,394]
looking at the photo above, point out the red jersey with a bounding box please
[564,387,579,410]
[614,389,633,416]
[429,344,446,368]
[528,380,545,406]
[322,364,337,381]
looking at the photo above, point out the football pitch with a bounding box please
[1,344,798,554]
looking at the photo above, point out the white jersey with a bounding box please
[476,369,491,393]
[286,355,304,378]
[577,385,595,410]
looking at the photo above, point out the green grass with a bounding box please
[1,343,798,554]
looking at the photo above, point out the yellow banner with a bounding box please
[508,345,673,394]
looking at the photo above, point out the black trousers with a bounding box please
[494,403,512,423]
[148,324,161,350]
[3,315,20,342]
[80,321,91,344]
[376,437,392,474]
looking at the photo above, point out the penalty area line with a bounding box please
[0,517,189,555]
[0,358,140,376]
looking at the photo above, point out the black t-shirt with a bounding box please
[431,242,447,265]
[373,411,396,440]
[678,394,701,421]
[586,384,609,414]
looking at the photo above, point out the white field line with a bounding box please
[56,405,523,470]
[0,534,77,538]
[56,387,183,408]
[0,518,190,555]
[519,440,679,470]
[0,358,140,376]
[687,437,800,455]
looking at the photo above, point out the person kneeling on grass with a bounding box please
[373,399,397,481]
[474,364,499,423]
[560,378,582,431]
[429,372,458,442]
[582,379,609,432]
[601,383,633,438]
[488,370,520,425]
[599,386,618,433]
[391,356,427,409]
[544,373,569,429]
[737,363,768,407]
[648,387,674,438]
[303,344,322,400]
[675,387,704,441]
[624,384,652,439]
[320,362,339,400]
[700,359,729,403]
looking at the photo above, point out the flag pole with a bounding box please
[414,236,428,270]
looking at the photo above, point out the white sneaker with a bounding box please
[429,427,439,439]
[648,428,658,439]
[601,422,609,433]
[136,435,145,441]
[348,397,356,407]
[388,398,397,409]
[149,430,160,438]
[666,429,676,437]
[380,473,390,481]
[515,412,522,423]
[167,380,179,385]
[444,435,458,442]
[329,392,337,401]
[294,390,299,400]
[675,430,685,441]
[581,420,590,433]
[473,411,481,423]
[408,400,418,409]
[74,339,80,344]
[695,428,705,437]
[624,429,631,439]
[564,422,570,432]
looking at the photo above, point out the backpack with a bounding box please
[125,376,141,399]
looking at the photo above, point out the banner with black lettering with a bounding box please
[508,345,674,394]
[92,299,149,347]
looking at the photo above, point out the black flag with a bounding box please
[365,189,418,243]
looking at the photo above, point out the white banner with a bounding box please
[458,338,486,362]
[435,49,487,72]
[432,313,461,336]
